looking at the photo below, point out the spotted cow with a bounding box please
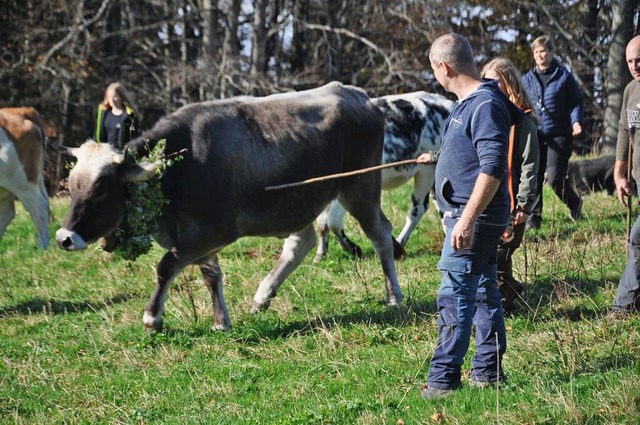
[0,107,50,248]
[315,91,454,260]
[55,82,403,331]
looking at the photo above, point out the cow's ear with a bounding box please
[120,162,158,182]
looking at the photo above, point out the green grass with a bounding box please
[1,185,639,424]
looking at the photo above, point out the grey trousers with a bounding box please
[614,186,640,312]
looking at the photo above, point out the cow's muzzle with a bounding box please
[55,228,88,251]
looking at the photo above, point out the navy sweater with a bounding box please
[436,80,523,227]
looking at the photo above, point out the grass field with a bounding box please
[1,184,639,424]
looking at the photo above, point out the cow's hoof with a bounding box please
[143,322,163,332]
[392,239,407,260]
[386,296,403,307]
[351,245,364,258]
[212,323,230,331]
[250,300,271,314]
[142,312,163,332]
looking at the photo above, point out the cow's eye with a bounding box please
[92,180,110,199]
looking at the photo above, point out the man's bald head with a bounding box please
[626,35,640,82]
[429,33,477,75]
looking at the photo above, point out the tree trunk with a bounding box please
[220,0,242,98]
[250,0,268,94]
[291,0,308,73]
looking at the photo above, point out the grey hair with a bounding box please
[429,33,476,73]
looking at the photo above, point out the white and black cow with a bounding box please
[315,91,454,261]
[55,82,403,331]
[0,107,50,249]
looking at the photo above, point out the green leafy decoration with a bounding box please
[111,139,181,261]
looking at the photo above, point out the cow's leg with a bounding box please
[314,200,362,262]
[14,184,50,249]
[143,251,190,332]
[340,194,403,306]
[327,200,364,258]
[396,165,435,248]
[0,189,16,245]
[198,254,231,331]
[314,204,331,262]
[252,223,317,313]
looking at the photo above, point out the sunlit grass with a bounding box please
[0,186,639,424]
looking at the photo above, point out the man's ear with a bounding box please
[442,62,455,77]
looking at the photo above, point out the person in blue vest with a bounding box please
[416,33,523,398]
[522,35,584,230]
[94,82,139,151]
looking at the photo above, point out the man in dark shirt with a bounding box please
[417,33,523,398]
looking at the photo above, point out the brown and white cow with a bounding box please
[0,107,50,249]
[55,82,403,331]
[315,91,454,260]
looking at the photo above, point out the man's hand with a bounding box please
[614,159,634,207]
[513,211,528,225]
[615,176,634,207]
[572,122,583,137]
[416,152,436,164]
[451,217,475,251]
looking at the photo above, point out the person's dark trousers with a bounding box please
[427,223,507,390]
[528,133,582,227]
[614,184,640,312]
[497,221,526,276]
[497,221,526,304]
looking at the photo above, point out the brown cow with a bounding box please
[0,107,50,248]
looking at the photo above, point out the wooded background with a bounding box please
[1,0,639,192]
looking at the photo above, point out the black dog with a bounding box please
[567,155,616,195]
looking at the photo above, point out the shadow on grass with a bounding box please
[0,293,140,318]
[159,297,439,343]
[505,277,610,321]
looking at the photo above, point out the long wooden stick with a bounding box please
[627,140,633,243]
[264,158,419,191]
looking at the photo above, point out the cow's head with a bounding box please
[55,141,157,251]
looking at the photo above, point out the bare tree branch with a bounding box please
[36,0,112,71]
[303,22,396,77]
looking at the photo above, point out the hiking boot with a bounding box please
[605,309,631,322]
[421,385,454,399]
[570,198,583,221]
[498,272,524,306]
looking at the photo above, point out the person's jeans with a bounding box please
[614,182,640,312]
[427,223,507,390]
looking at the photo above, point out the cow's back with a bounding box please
[133,82,385,242]
[0,107,46,184]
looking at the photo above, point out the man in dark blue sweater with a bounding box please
[417,33,523,398]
